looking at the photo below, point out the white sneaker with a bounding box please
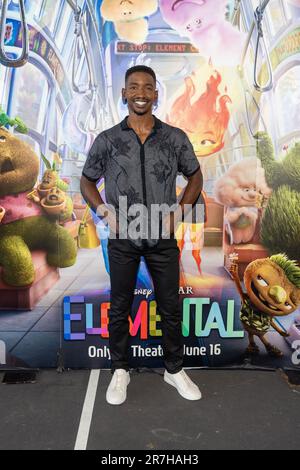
[164,369,202,401]
[106,369,130,405]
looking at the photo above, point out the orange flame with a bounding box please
[167,71,231,157]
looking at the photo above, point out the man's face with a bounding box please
[122,72,158,116]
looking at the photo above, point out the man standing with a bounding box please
[80,66,203,405]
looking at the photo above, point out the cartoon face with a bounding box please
[236,185,259,205]
[214,159,271,207]
[0,128,39,197]
[160,0,227,35]
[45,187,66,206]
[41,170,57,190]
[101,0,158,22]
[244,259,300,317]
[167,73,231,157]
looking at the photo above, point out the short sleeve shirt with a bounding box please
[82,116,202,247]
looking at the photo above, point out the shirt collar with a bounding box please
[120,115,162,131]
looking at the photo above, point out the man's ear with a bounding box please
[122,89,127,105]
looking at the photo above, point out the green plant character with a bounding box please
[230,254,300,357]
[255,132,300,259]
[0,122,77,287]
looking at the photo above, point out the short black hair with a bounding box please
[125,65,156,84]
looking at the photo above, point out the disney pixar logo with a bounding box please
[0,340,6,365]
[292,341,300,366]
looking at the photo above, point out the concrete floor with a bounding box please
[0,369,299,450]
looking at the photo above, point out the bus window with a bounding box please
[250,0,260,10]
[15,132,42,160]
[0,66,11,110]
[49,103,63,149]
[36,0,61,34]
[267,0,290,38]
[259,93,274,137]
[75,56,89,93]
[250,0,291,43]
[49,105,58,145]
[275,66,300,138]
[55,2,73,53]
[30,0,44,21]
[9,63,49,134]
[64,29,89,91]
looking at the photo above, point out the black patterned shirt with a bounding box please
[82,115,202,247]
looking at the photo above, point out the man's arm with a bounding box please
[80,176,105,214]
[80,176,119,234]
[80,134,108,213]
[178,167,203,210]
[166,168,203,235]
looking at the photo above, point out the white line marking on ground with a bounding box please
[75,370,100,450]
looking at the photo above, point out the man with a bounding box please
[80,65,203,405]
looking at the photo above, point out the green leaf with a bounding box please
[41,153,52,170]
[56,179,69,191]
[0,118,8,128]
[13,116,28,134]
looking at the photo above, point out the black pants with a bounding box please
[107,238,183,374]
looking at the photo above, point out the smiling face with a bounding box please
[45,187,66,206]
[236,185,259,205]
[160,0,227,35]
[101,0,158,22]
[244,259,300,317]
[122,71,158,117]
[214,158,271,207]
[0,127,39,197]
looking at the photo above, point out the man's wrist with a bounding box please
[96,204,109,222]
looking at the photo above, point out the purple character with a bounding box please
[159,0,247,66]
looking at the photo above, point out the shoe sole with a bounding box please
[164,375,202,401]
[106,377,130,406]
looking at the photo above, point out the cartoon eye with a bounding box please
[257,275,268,287]
[186,24,192,31]
[196,19,202,25]
[0,135,6,142]
[201,139,215,146]
[285,302,292,310]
